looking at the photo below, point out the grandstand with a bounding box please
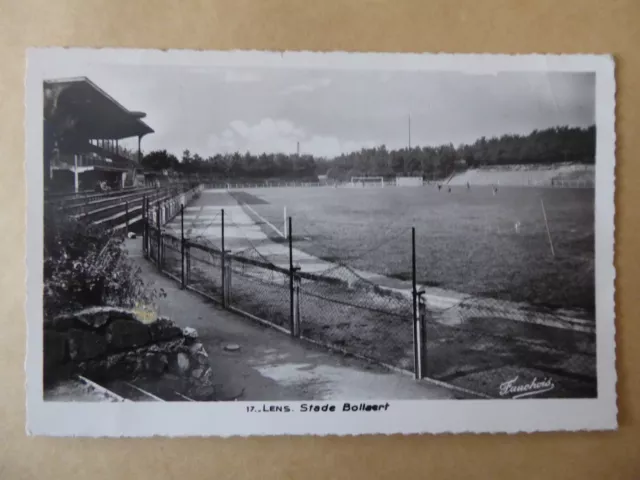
[44,76,165,233]
[44,77,154,195]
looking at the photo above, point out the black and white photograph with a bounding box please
[25,49,616,436]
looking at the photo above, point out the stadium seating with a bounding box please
[447,164,594,187]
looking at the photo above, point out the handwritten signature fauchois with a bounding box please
[499,376,555,399]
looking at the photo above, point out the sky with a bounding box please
[43,62,595,159]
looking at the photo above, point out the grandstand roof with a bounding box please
[44,76,154,140]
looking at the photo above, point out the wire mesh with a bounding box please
[298,265,414,371]
[147,225,159,266]
[227,246,292,330]
[421,296,597,399]
[186,243,225,303]
[160,233,183,280]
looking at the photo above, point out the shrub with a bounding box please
[43,205,165,320]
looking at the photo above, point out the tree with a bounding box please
[142,150,179,171]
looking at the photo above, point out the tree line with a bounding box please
[141,125,595,182]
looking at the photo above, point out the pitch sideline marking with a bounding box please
[240,201,286,238]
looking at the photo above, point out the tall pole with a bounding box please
[221,208,226,307]
[156,201,161,270]
[73,154,79,193]
[289,216,295,336]
[408,114,411,150]
[412,226,419,379]
[142,195,146,255]
[145,197,150,254]
[180,203,185,288]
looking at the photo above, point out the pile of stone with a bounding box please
[44,306,215,400]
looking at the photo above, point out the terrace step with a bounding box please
[55,186,157,212]
[93,192,181,231]
[67,187,169,216]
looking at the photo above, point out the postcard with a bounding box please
[25,48,616,436]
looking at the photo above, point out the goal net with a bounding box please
[350,176,384,187]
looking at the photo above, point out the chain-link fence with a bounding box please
[142,197,597,400]
[418,296,596,399]
[227,252,292,332]
[297,265,414,371]
[184,243,225,304]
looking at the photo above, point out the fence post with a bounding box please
[411,226,422,379]
[418,291,427,378]
[180,203,185,289]
[141,195,146,257]
[146,197,151,256]
[124,201,129,236]
[186,244,191,285]
[293,273,301,338]
[288,216,300,337]
[156,201,162,271]
[221,208,226,307]
[284,206,288,239]
[224,254,232,306]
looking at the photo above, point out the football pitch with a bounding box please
[229,184,595,315]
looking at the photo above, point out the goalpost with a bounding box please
[350,176,385,187]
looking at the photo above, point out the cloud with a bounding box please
[206,118,376,157]
[279,77,332,95]
[208,118,305,154]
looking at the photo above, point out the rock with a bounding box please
[190,384,215,399]
[196,353,210,366]
[182,327,199,346]
[144,353,169,374]
[169,352,190,375]
[149,318,183,342]
[47,314,77,331]
[75,309,111,329]
[199,367,214,383]
[102,352,141,380]
[191,368,204,379]
[67,329,108,361]
[224,343,241,352]
[52,306,142,331]
[106,319,150,350]
[182,327,198,340]
[189,342,206,355]
[43,330,67,366]
[146,337,184,354]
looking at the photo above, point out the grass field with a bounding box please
[230,184,595,315]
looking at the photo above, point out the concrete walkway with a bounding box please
[127,239,454,401]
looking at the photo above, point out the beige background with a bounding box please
[0,0,638,478]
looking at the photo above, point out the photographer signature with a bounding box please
[499,376,555,399]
